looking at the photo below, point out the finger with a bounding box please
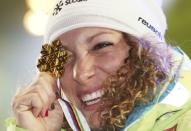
[48,100,60,111]
[13,92,44,117]
[35,85,52,117]
[39,74,58,116]
[38,72,57,90]
[42,100,64,131]
[39,78,57,109]
[37,72,58,101]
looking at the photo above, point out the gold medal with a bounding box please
[37,40,68,78]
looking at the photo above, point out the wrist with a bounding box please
[5,117,27,131]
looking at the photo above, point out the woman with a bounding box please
[6,0,191,130]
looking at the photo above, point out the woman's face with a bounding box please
[59,27,130,128]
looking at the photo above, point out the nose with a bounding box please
[73,55,95,85]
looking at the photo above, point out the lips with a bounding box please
[80,89,104,106]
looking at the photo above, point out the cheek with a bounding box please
[59,66,77,101]
[96,48,129,74]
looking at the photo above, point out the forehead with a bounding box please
[58,27,121,42]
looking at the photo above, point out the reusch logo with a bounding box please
[138,17,162,40]
[53,0,88,16]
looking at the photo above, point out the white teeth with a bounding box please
[81,90,104,103]
[86,99,100,106]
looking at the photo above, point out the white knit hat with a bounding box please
[44,0,167,43]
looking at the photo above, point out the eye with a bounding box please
[92,42,113,50]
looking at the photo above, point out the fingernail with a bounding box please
[45,110,48,117]
[50,103,55,110]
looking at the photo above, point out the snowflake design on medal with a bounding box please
[37,40,69,78]
[53,0,64,16]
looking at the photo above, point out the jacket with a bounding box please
[5,48,191,131]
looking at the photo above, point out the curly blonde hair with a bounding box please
[62,33,173,131]
[94,34,173,131]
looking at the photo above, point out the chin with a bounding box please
[87,112,101,129]
[79,104,101,129]
[72,88,104,129]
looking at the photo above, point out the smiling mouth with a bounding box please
[81,89,104,106]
